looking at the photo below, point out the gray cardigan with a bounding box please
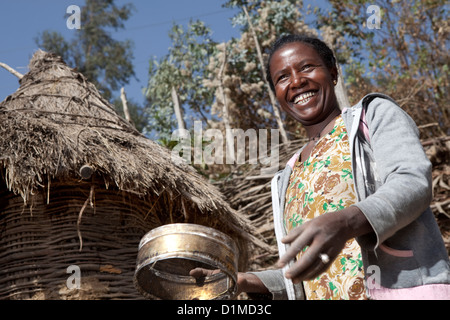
[251,93,450,299]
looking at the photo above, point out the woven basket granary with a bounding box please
[0,51,264,300]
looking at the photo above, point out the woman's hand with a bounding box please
[189,267,221,278]
[189,268,269,295]
[277,206,373,283]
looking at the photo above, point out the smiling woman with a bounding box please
[267,36,339,130]
[230,34,450,300]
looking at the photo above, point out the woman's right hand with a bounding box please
[189,267,221,278]
[189,268,270,296]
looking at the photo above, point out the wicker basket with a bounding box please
[0,179,163,300]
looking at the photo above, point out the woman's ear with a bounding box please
[330,66,338,85]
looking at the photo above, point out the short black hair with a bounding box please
[265,34,337,92]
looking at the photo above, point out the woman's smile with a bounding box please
[269,42,338,126]
[289,89,319,110]
[292,90,317,105]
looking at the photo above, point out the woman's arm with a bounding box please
[237,272,270,295]
[354,97,432,248]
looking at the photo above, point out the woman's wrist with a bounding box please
[340,205,373,240]
[236,272,269,295]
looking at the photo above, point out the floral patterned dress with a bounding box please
[284,115,367,300]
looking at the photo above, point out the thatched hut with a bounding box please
[0,51,260,299]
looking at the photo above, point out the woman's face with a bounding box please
[269,42,338,126]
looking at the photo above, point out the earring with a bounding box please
[333,80,337,85]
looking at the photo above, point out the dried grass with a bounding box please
[0,50,267,299]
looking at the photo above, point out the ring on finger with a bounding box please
[319,253,330,264]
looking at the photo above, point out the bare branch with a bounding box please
[243,5,289,146]
[0,62,24,79]
[120,87,131,122]
[171,86,185,130]
[217,43,236,162]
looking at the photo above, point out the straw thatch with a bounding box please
[0,50,265,299]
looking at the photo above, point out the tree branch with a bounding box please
[120,87,131,122]
[0,62,24,79]
[243,5,289,146]
[218,43,236,162]
[171,86,185,130]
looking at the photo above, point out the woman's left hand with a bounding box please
[277,206,372,283]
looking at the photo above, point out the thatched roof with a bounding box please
[0,50,267,268]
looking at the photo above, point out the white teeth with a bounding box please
[294,91,316,104]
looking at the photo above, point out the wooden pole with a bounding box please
[0,62,24,79]
[217,43,236,162]
[335,64,351,109]
[120,87,132,122]
[243,5,289,146]
[171,86,186,130]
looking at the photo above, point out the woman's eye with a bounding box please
[277,74,288,83]
[301,64,314,72]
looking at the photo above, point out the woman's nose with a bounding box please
[291,71,306,88]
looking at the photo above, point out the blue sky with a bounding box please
[0,0,242,104]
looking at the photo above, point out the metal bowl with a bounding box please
[134,223,238,300]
